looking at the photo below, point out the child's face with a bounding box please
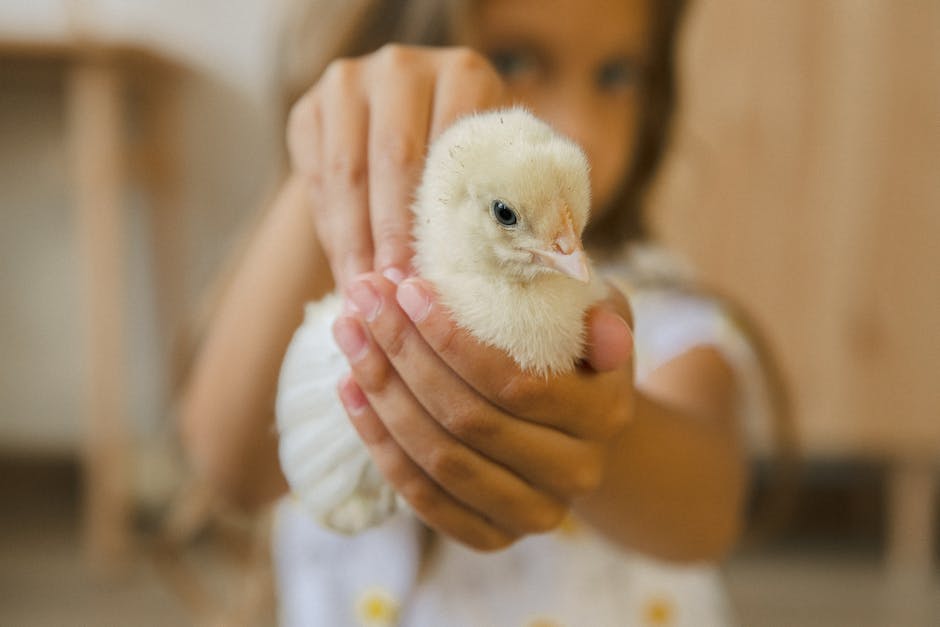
[459,0,651,218]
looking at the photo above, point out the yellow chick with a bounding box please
[413,107,606,375]
[276,108,603,534]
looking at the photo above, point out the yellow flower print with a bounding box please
[355,586,400,627]
[642,595,675,626]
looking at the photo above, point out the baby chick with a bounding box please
[412,107,606,375]
[277,108,605,533]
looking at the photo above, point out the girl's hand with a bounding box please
[287,45,509,289]
[332,273,635,551]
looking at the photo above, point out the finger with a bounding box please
[286,89,322,179]
[351,274,606,500]
[336,374,516,551]
[367,47,434,274]
[319,60,373,288]
[333,304,567,536]
[584,284,634,372]
[429,47,508,139]
[396,277,630,439]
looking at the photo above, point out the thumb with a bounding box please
[584,282,634,372]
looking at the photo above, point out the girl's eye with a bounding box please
[597,58,639,91]
[492,200,518,226]
[487,50,537,80]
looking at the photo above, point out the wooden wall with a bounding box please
[652,0,940,458]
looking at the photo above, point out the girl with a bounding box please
[182,0,777,624]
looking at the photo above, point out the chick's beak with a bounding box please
[529,209,591,283]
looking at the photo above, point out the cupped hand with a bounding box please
[287,45,509,289]
[331,272,635,551]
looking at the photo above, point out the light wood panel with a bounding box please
[652,0,940,459]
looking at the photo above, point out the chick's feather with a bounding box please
[276,108,605,534]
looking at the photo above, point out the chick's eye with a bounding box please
[492,200,518,226]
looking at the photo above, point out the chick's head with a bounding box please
[413,108,593,284]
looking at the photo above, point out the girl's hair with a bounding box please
[278,0,688,248]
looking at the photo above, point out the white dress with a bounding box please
[272,245,771,627]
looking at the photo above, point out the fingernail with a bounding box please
[332,317,369,363]
[382,267,406,285]
[346,280,381,321]
[338,373,368,415]
[611,309,633,338]
[345,258,369,282]
[597,306,634,345]
[397,280,430,323]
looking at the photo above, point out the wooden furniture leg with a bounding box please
[139,72,188,397]
[67,54,131,571]
[885,458,937,627]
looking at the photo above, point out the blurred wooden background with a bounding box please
[656,0,939,459]
[652,0,939,611]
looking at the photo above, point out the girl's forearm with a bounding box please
[180,176,332,511]
[574,390,747,563]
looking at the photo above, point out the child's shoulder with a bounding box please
[601,242,749,372]
[601,242,774,447]
[599,241,697,292]
[600,243,733,369]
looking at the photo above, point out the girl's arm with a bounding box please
[575,346,747,562]
[180,176,332,510]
